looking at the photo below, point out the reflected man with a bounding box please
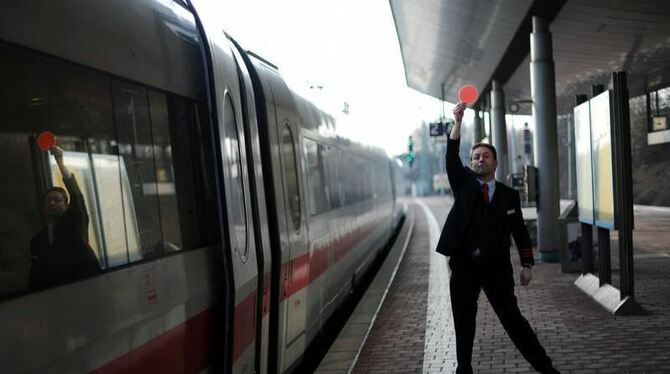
[29,146,100,289]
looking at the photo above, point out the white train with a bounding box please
[0,0,403,373]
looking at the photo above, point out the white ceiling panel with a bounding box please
[393,0,670,113]
[391,0,533,102]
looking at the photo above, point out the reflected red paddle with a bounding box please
[37,131,57,151]
[458,84,479,104]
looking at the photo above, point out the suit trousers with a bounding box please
[449,258,556,374]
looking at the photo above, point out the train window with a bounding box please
[362,157,373,201]
[325,146,343,208]
[0,41,220,297]
[166,98,220,249]
[380,160,392,198]
[304,138,330,215]
[341,153,355,205]
[112,82,163,262]
[281,123,301,230]
[366,159,374,200]
[148,91,180,250]
[222,95,248,257]
[359,158,368,201]
[0,42,110,292]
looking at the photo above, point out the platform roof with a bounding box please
[390,0,670,114]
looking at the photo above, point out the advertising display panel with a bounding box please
[574,101,594,224]
[590,91,616,229]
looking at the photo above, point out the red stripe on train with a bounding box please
[92,309,212,374]
[309,245,329,282]
[93,294,256,373]
[93,221,382,372]
[280,223,377,301]
[232,293,257,362]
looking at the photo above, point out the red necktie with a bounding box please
[482,183,489,203]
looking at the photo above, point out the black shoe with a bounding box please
[455,365,473,374]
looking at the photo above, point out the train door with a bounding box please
[229,41,274,374]
[189,2,260,373]
[277,116,309,369]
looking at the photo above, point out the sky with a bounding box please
[216,0,453,156]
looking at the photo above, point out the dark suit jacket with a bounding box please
[436,138,533,269]
[29,175,100,289]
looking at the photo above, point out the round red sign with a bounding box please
[458,85,479,104]
[37,131,57,151]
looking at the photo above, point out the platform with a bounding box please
[316,196,670,373]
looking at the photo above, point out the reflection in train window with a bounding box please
[304,138,330,215]
[0,41,219,297]
[650,87,670,118]
[112,82,163,263]
[281,123,301,230]
[222,95,248,259]
[148,91,182,252]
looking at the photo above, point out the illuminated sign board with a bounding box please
[574,100,594,225]
[573,91,617,229]
[590,91,616,229]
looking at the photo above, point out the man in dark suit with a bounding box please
[436,102,558,374]
[29,146,100,289]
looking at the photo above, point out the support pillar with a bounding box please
[491,81,509,182]
[612,72,636,299]
[530,16,560,262]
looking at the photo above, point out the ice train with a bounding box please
[0,0,402,372]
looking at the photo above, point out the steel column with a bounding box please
[491,80,508,182]
[530,16,560,262]
[612,72,636,298]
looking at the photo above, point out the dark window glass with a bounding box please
[342,153,356,205]
[112,82,163,262]
[0,41,219,297]
[304,138,330,215]
[325,147,343,208]
[649,87,670,134]
[363,158,372,201]
[222,95,247,257]
[657,87,670,115]
[148,91,182,251]
[281,124,301,230]
[0,42,110,293]
[166,98,220,249]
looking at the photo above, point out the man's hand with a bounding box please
[520,267,533,286]
[450,102,466,140]
[50,146,72,178]
[453,102,466,124]
[50,146,64,165]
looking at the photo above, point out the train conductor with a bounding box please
[436,102,559,374]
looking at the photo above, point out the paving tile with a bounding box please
[352,204,430,373]
[349,196,670,373]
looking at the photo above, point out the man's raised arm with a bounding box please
[50,146,89,233]
[446,102,467,191]
[449,102,466,140]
